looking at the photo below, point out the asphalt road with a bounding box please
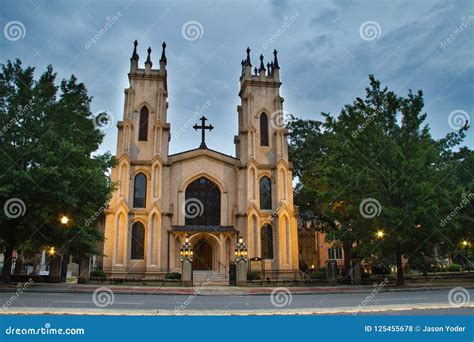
[1,288,473,315]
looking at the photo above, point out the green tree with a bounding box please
[0,59,114,283]
[289,75,468,285]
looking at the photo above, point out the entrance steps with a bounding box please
[193,270,228,286]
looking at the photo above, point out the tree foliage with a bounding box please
[288,75,470,285]
[0,59,115,282]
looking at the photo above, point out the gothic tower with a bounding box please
[103,41,169,276]
[235,48,298,275]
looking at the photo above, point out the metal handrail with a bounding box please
[217,261,228,279]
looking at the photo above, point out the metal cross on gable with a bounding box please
[193,116,214,149]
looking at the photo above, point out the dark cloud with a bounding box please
[1,0,472,155]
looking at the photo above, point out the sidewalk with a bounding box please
[1,282,472,296]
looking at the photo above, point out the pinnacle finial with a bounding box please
[145,47,152,66]
[131,40,139,61]
[245,47,251,66]
[160,42,167,64]
[273,49,279,69]
[259,54,266,72]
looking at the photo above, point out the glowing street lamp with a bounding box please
[48,246,56,256]
[376,230,385,239]
[235,236,248,261]
[180,235,193,262]
[60,215,69,225]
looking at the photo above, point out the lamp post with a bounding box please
[376,230,385,276]
[462,240,470,273]
[235,236,248,286]
[180,235,193,286]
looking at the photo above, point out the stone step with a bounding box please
[193,271,228,285]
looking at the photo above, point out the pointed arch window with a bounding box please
[261,224,273,259]
[131,222,145,259]
[259,176,272,210]
[138,106,149,141]
[260,113,269,146]
[133,173,147,208]
[185,177,221,226]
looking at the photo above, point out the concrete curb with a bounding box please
[1,303,473,316]
[0,284,472,296]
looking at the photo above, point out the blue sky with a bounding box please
[2,0,473,156]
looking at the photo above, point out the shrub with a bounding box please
[446,263,462,272]
[247,271,261,281]
[310,268,326,280]
[165,272,181,280]
[90,270,107,278]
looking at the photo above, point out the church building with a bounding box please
[102,41,299,280]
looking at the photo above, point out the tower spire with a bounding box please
[131,40,139,61]
[145,47,152,67]
[245,47,251,66]
[259,54,266,73]
[160,42,167,65]
[273,49,279,69]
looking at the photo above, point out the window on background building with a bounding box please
[185,177,221,226]
[138,106,149,141]
[260,113,269,146]
[261,224,273,259]
[131,222,145,259]
[133,173,147,208]
[259,176,272,210]
[328,247,343,260]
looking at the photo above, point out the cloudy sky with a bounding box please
[2,0,473,156]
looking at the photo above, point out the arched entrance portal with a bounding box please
[193,239,213,270]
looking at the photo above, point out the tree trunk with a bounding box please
[341,241,352,284]
[1,245,14,283]
[13,253,23,275]
[395,241,405,286]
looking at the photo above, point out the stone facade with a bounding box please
[102,42,299,280]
